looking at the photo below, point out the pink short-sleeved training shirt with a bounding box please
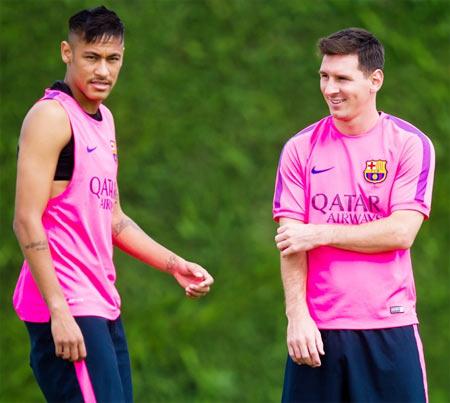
[273,113,435,329]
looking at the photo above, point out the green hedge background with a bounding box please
[1,0,449,401]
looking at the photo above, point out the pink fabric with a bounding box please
[13,89,121,321]
[413,325,429,402]
[74,360,97,403]
[273,113,435,329]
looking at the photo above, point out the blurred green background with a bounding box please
[1,0,449,402]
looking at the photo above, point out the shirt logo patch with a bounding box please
[364,160,387,183]
[311,166,334,174]
[110,140,118,163]
[87,146,97,153]
[390,306,405,314]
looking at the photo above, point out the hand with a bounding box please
[287,314,324,367]
[173,261,214,299]
[51,310,86,362]
[276,223,327,256]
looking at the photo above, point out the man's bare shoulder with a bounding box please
[21,100,71,148]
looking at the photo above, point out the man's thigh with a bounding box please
[344,325,427,402]
[26,321,85,403]
[282,354,345,403]
[281,326,427,403]
[26,316,131,403]
[78,316,133,403]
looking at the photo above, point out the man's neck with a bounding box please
[333,108,380,136]
[63,79,101,115]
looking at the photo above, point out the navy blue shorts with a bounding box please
[25,316,132,403]
[282,325,427,402]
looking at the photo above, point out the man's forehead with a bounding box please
[69,33,124,52]
[320,54,360,72]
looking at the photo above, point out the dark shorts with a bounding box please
[25,316,133,403]
[282,325,427,403]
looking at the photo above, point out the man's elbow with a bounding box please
[13,212,40,240]
[395,226,416,250]
[390,211,424,250]
[13,214,25,238]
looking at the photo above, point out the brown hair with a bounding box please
[318,28,384,75]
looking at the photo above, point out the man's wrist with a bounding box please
[166,254,186,275]
[318,224,335,247]
[286,303,310,321]
[48,298,71,317]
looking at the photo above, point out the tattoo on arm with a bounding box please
[166,254,178,273]
[24,240,48,251]
[112,218,142,238]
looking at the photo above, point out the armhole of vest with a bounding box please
[45,99,78,207]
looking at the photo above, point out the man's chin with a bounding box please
[86,91,110,102]
[330,111,354,125]
[330,110,346,119]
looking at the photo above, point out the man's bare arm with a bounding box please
[13,101,86,361]
[279,218,324,367]
[276,210,424,256]
[111,191,214,298]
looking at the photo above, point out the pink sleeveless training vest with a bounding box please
[13,89,121,321]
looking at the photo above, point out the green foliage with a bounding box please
[1,0,449,401]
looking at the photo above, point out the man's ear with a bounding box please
[61,41,72,64]
[369,69,384,93]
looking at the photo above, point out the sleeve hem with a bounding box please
[273,212,305,223]
[391,204,430,219]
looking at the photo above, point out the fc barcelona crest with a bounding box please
[110,140,118,163]
[364,160,387,183]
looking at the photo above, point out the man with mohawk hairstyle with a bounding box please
[13,6,213,402]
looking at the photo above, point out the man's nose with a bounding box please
[94,59,109,77]
[324,80,339,96]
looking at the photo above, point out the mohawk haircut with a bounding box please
[318,28,384,76]
[68,6,124,43]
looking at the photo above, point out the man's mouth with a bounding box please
[329,98,345,105]
[89,80,111,90]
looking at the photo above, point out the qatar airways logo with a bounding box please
[311,193,383,224]
[89,176,117,210]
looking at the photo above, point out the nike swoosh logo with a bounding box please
[87,146,97,153]
[311,166,334,174]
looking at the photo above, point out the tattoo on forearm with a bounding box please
[166,254,178,272]
[112,218,142,238]
[24,240,48,252]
